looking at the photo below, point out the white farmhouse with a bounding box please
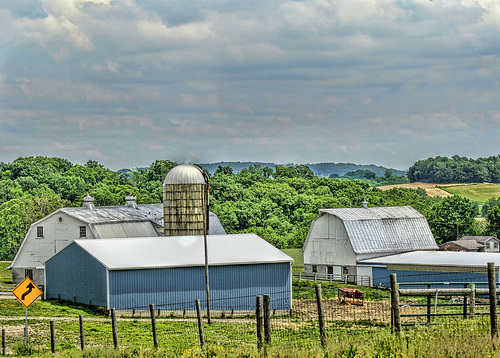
[9,194,226,287]
[302,204,438,285]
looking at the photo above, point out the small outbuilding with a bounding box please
[45,234,293,311]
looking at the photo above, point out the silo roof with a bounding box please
[73,234,293,270]
[163,164,206,185]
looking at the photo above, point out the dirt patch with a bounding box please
[377,182,454,197]
[292,299,391,323]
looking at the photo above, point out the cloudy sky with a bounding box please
[0,0,499,170]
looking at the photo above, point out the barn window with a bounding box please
[25,269,33,280]
[327,266,334,275]
[36,226,44,238]
[79,226,87,238]
[312,265,318,273]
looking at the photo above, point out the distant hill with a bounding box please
[199,161,406,177]
[118,162,407,178]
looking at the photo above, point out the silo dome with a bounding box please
[163,164,205,185]
[163,164,208,237]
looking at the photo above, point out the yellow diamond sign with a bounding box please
[12,277,43,308]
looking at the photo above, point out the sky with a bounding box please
[0,0,499,171]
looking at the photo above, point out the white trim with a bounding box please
[106,269,110,309]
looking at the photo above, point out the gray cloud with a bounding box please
[0,0,499,170]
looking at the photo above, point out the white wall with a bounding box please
[303,214,357,267]
[12,212,91,285]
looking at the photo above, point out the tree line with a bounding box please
[0,156,500,260]
[407,155,500,183]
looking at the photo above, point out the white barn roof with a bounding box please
[319,206,438,254]
[72,234,292,270]
[359,250,500,271]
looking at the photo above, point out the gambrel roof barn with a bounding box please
[302,205,438,284]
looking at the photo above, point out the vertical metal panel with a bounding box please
[45,244,108,307]
[108,263,292,311]
[372,266,491,288]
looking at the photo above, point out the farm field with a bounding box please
[377,182,454,197]
[439,183,500,203]
[0,296,497,357]
[378,182,500,202]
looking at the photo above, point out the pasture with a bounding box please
[439,183,500,203]
[378,182,500,203]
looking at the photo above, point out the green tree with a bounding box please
[485,205,500,237]
[428,196,480,243]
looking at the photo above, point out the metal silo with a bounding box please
[163,164,209,236]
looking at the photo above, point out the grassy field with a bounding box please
[0,261,12,284]
[378,182,500,203]
[280,248,304,271]
[439,183,500,203]
[0,299,497,357]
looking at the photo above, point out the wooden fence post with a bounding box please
[256,296,263,350]
[150,304,158,348]
[426,284,431,324]
[390,274,401,334]
[49,321,55,353]
[315,284,327,349]
[111,308,118,349]
[195,300,205,349]
[488,262,498,338]
[263,294,271,346]
[2,328,5,356]
[469,283,475,319]
[79,315,85,350]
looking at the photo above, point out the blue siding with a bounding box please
[373,267,494,289]
[108,263,291,311]
[45,244,108,306]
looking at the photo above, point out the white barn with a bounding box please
[302,205,438,285]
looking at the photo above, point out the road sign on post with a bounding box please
[12,277,43,308]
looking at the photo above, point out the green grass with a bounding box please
[0,261,12,285]
[0,299,108,318]
[2,316,498,357]
[439,183,500,203]
[281,248,304,271]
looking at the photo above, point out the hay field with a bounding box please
[377,182,454,197]
[378,182,500,202]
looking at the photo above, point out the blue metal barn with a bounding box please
[45,234,293,310]
[359,251,500,288]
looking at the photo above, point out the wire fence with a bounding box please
[1,271,499,356]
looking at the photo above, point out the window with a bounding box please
[312,265,318,273]
[25,269,33,280]
[36,226,43,238]
[327,266,334,275]
[495,243,499,250]
[79,226,87,238]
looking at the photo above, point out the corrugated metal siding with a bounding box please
[318,206,437,254]
[93,222,158,238]
[61,204,163,224]
[108,263,291,311]
[372,267,493,288]
[345,217,437,254]
[45,244,108,306]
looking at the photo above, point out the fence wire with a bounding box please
[1,275,498,356]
